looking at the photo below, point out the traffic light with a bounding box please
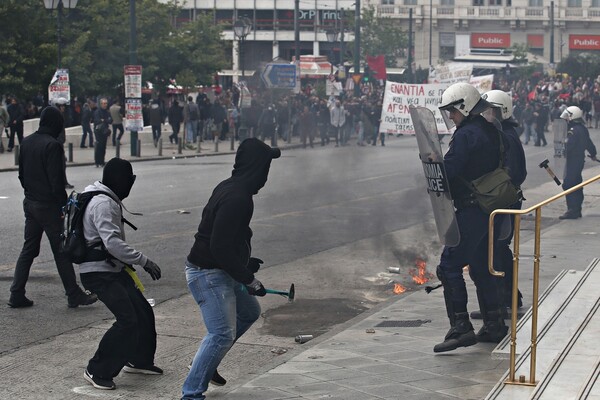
[363,65,370,82]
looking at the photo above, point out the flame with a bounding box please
[409,258,433,285]
[393,283,407,294]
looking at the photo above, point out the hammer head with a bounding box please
[539,159,550,168]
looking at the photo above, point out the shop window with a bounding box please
[404,0,417,5]
[593,0,600,6]
[441,0,455,4]
[473,0,484,5]
[382,0,395,4]
[567,0,581,6]
[489,0,502,5]
[528,0,543,6]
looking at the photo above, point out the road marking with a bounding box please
[355,172,402,183]
[0,196,8,199]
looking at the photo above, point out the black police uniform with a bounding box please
[561,120,597,218]
[434,115,508,353]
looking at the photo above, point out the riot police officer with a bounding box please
[480,90,527,313]
[434,83,508,353]
[559,106,597,219]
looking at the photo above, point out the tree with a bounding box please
[346,5,408,67]
[0,0,229,101]
[558,52,600,81]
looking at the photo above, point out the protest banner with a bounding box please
[381,81,452,135]
[48,69,70,105]
[125,99,144,132]
[470,74,494,93]
[428,62,473,84]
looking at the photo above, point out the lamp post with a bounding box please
[233,18,252,140]
[43,0,78,69]
[326,29,339,74]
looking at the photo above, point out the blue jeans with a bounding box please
[186,120,198,144]
[181,265,261,400]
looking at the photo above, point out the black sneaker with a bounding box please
[122,362,163,375]
[65,183,75,189]
[68,290,98,308]
[8,295,34,308]
[186,362,227,386]
[84,369,115,390]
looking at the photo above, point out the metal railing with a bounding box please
[487,173,600,386]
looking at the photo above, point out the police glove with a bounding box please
[143,259,162,281]
[247,257,264,273]
[245,278,266,296]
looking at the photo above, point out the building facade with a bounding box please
[163,0,600,74]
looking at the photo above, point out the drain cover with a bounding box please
[375,319,431,328]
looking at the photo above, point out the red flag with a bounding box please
[366,55,387,80]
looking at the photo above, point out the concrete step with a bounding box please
[486,258,600,400]
[528,297,600,399]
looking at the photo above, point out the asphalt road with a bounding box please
[0,133,574,355]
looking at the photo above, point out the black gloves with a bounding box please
[246,257,264,273]
[143,259,162,280]
[245,278,266,296]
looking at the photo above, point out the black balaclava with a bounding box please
[38,106,64,139]
[102,158,136,200]
[232,138,281,194]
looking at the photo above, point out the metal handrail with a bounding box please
[487,173,600,386]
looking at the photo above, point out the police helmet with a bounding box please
[482,90,513,120]
[439,83,491,117]
[560,105,583,121]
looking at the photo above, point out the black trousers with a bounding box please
[111,124,124,146]
[94,130,108,166]
[563,159,585,212]
[11,199,80,298]
[81,270,157,379]
[8,124,23,149]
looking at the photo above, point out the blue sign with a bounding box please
[261,63,296,89]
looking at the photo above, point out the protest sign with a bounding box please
[428,63,473,84]
[48,69,70,105]
[381,82,453,135]
[470,74,494,93]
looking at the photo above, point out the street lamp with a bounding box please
[326,29,339,74]
[233,17,252,78]
[233,17,252,139]
[43,0,78,69]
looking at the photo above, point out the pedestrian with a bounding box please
[479,89,527,315]
[183,96,199,149]
[110,99,124,146]
[149,99,164,147]
[521,102,535,145]
[79,158,163,391]
[299,105,315,148]
[210,99,228,141]
[330,99,345,146]
[559,106,598,219]
[7,96,25,152]
[0,101,8,153]
[8,106,98,309]
[182,138,279,400]
[168,99,183,144]
[257,103,277,143]
[533,102,548,146]
[434,82,508,353]
[80,99,94,148]
[93,98,112,167]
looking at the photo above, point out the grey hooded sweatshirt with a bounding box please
[78,181,148,273]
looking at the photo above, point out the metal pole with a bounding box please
[340,8,344,68]
[294,0,300,61]
[129,0,138,157]
[158,138,163,156]
[116,139,121,158]
[57,0,63,68]
[354,0,361,97]
[67,142,73,162]
[407,8,413,83]
[429,0,432,67]
[550,1,555,64]
[14,145,19,166]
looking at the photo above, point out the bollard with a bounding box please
[272,133,277,148]
[178,139,182,155]
[158,138,163,156]
[115,140,120,159]
[68,143,73,162]
[14,145,19,166]
[137,140,141,157]
[214,136,219,152]
[230,134,235,151]
[196,135,201,154]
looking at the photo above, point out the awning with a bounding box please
[218,69,256,77]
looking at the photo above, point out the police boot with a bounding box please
[476,310,509,343]
[433,312,477,353]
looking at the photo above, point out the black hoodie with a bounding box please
[18,106,67,206]
[187,138,280,284]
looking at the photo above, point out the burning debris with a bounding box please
[393,283,407,294]
[388,258,435,294]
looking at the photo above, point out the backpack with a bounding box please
[60,190,106,264]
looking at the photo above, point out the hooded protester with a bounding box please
[79,158,163,391]
[182,138,280,400]
[9,106,98,309]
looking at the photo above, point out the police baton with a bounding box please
[587,154,600,162]
[539,159,562,186]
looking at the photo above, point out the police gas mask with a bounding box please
[102,158,136,200]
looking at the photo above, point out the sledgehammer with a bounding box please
[266,284,295,303]
[539,159,562,186]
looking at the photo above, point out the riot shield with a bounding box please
[409,106,460,247]
[553,119,567,179]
